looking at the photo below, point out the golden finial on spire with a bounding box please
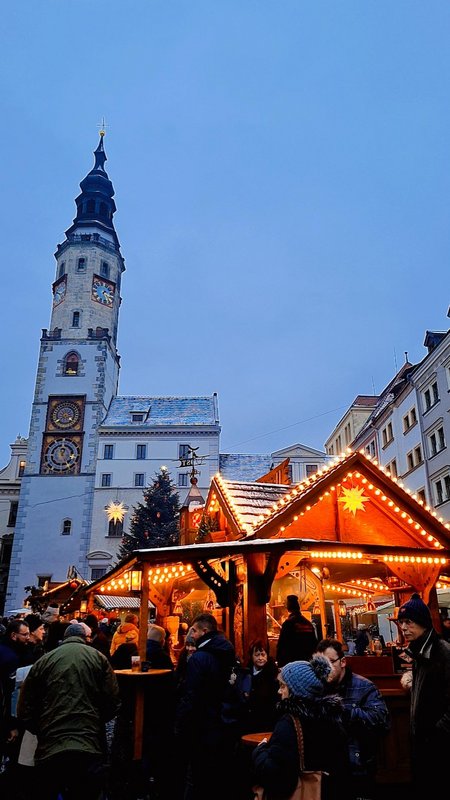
[97,116,107,137]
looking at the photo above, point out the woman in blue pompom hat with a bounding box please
[252,654,349,800]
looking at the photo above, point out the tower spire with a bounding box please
[64,132,120,249]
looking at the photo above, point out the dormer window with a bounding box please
[131,413,145,423]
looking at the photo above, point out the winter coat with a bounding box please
[110,622,139,655]
[145,639,174,670]
[252,694,349,800]
[242,658,279,734]
[276,612,318,667]
[407,628,450,787]
[175,629,235,749]
[326,666,389,776]
[17,636,120,763]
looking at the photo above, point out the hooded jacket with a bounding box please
[175,629,235,747]
[17,636,120,763]
[110,622,139,655]
[252,694,349,800]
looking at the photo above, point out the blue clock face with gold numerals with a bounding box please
[92,275,115,306]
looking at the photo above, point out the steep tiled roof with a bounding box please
[101,396,218,427]
[219,454,273,481]
[215,477,290,530]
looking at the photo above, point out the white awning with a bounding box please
[94,595,154,610]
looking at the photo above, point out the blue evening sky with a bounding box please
[1,1,449,466]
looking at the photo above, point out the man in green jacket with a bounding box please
[18,622,120,800]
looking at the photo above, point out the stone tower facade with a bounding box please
[6,135,125,608]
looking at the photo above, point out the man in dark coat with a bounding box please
[276,595,317,667]
[0,620,30,759]
[317,637,390,800]
[175,613,235,800]
[398,592,450,795]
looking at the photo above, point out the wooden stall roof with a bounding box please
[206,450,450,556]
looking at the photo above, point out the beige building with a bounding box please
[325,395,379,456]
[0,437,27,613]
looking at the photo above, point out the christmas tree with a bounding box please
[118,467,180,559]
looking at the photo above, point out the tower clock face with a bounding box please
[44,438,80,472]
[53,276,67,306]
[51,401,81,429]
[92,275,115,306]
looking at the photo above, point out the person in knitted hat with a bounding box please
[252,655,349,800]
[397,592,450,794]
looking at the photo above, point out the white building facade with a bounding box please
[345,329,450,522]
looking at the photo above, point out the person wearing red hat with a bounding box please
[397,592,450,793]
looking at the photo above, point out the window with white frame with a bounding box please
[179,444,190,461]
[101,473,112,487]
[433,473,450,506]
[417,488,427,504]
[428,425,446,458]
[134,473,145,487]
[406,445,422,472]
[306,464,318,478]
[344,423,351,445]
[103,444,114,460]
[382,422,394,447]
[91,567,107,580]
[62,519,72,535]
[403,407,417,432]
[423,380,439,412]
[387,459,398,479]
[365,440,376,458]
[136,444,146,460]
[131,413,144,422]
[178,473,189,487]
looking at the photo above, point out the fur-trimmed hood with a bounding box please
[278,691,343,721]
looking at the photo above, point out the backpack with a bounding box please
[221,659,252,725]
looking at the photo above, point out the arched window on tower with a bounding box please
[99,202,108,218]
[72,311,80,328]
[58,262,65,279]
[62,519,72,536]
[63,352,80,376]
[87,199,95,214]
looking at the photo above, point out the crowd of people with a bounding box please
[0,590,448,800]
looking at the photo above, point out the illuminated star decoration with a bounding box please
[105,501,128,524]
[338,486,370,516]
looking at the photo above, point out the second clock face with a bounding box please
[51,401,81,430]
[92,276,115,306]
[53,276,67,306]
[43,438,80,473]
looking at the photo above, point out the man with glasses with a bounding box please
[397,592,450,795]
[0,620,30,762]
[316,637,389,800]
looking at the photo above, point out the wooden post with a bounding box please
[138,569,149,661]
[334,599,343,641]
[244,553,269,655]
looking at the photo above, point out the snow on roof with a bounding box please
[101,396,218,427]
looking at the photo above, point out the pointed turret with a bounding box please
[65,133,120,248]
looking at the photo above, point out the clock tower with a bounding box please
[7,133,125,608]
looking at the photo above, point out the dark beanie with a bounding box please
[24,614,44,633]
[398,593,432,629]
